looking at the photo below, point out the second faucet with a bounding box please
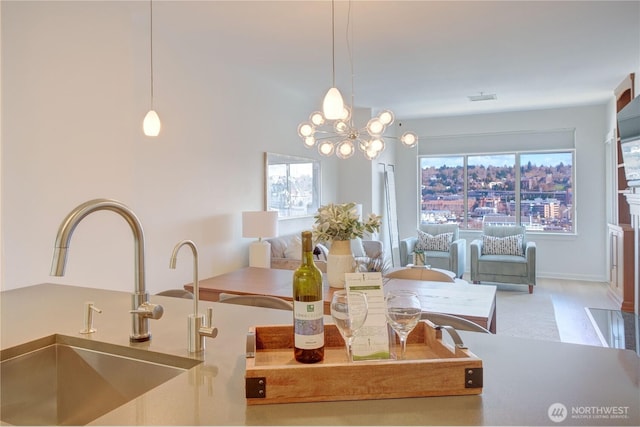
[170,240,217,353]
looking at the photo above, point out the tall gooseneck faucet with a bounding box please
[50,198,163,342]
[170,240,217,353]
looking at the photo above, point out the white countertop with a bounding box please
[1,283,639,426]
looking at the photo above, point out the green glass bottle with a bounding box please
[293,231,324,363]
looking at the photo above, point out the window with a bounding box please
[265,153,321,219]
[419,151,574,233]
[519,152,573,232]
[420,156,464,224]
[468,154,515,230]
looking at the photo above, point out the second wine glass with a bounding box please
[330,291,368,362]
[385,290,422,360]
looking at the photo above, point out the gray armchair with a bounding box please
[399,224,466,278]
[470,225,536,293]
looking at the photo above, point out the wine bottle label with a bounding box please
[293,300,324,349]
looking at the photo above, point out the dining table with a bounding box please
[185,267,497,333]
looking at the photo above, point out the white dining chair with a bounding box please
[384,267,455,283]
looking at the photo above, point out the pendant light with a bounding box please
[322,0,345,120]
[143,0,161,137]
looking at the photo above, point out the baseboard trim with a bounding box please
[536,272,607,283]
[463,271,607,283]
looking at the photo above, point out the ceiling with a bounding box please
[158,0,640,119]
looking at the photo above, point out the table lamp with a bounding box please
[242,211,278,268]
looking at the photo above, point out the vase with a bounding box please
[327,240,355,288]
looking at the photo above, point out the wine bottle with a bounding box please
[293,231,324,363]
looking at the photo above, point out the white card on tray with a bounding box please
[345,272,390,360]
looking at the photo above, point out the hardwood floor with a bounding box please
[534,278,620,346]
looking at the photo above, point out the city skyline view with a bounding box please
[419,152,574,232]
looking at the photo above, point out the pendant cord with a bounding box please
[149,0,154,109]
[347,0,354,126]
[331,0,336,88]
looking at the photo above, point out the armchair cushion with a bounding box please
[470,225,536,293]
[416,230,453,252]
[399,223,466,278]
[481,234,524,256]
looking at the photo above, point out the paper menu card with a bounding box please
[345,272,390,360]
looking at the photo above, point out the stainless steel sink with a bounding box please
[1,334,201,425]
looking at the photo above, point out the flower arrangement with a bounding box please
[312,202,382,243]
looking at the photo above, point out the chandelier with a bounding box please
[297,0,418,160]
[298,108,418,160]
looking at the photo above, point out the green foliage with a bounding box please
[312,202,381,243]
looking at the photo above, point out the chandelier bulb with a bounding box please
[364,148,380,161]
[378,110,395,126]
[322,87,345,120]
[334,120,349,134]
[366,118,385,136]
[143,109,161,136]
[370,138,385,153]
[310,112,325,126]
[336,140,355,159]
[400,131,418,147]
[318,141,335,157]
[298,123,315,138]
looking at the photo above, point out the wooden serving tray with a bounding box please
[245,320,482,405]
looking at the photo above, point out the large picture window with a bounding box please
[419,151,574,233]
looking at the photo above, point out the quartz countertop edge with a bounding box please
[2,283,639,426]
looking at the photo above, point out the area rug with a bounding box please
[495,288,561,341]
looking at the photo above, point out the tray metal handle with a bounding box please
[436,325,467,349]
[246,331,256,358]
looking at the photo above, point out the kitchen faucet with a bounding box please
[170,240,217,353]
[50,198,164,342]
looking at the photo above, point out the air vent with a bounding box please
[468,93,497,102]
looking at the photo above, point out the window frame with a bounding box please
[264,152,321,220]
[418,149,576,234]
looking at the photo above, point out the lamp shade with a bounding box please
[242,211,278,239]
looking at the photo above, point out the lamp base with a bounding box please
[249,240,271,268]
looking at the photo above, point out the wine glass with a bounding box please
[330,291,368,362]
[385,290,422,360]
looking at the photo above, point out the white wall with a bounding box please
[0,0,3,290]
[0,1,337,292]
[0,1,620,292]
[396,104,610,282]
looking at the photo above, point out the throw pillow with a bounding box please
[415,230,453,252]
[481,234,524,256]
[284,236,302,260]
[350,237,367,258]
[269,237,287,258]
